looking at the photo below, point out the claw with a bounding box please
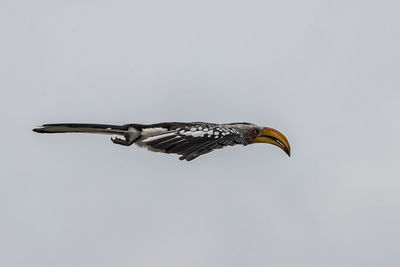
[111,136,122,143]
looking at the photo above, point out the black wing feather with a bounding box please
[142,125,246,161]
[182,141,223,161]
[179,140,216,160]
[155,138,185,150]
[165,138,202,154]
[145,135,176,146]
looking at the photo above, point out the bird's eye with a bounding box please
[252,128,259,135]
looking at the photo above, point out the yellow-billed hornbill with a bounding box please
[33,122,290,161]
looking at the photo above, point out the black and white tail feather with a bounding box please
[33,122,249,161]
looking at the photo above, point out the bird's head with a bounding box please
[233,123,291,156]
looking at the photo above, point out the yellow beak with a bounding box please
[252,127,291,156]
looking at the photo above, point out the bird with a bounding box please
[33,122,291,161]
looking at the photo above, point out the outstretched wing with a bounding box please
[141,124,246,161]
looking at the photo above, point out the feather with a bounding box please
[165,138,202,154]
[145,135,177,146]
[159,139,187,151]
[154,137,184,150]
[142,131,176,143]
[180,140,215,157]
[182,142,216,161]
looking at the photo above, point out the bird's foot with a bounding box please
[111,136,131,146]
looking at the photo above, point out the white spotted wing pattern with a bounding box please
[141,124,246,161]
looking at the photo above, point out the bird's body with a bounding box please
[33,122,290,161]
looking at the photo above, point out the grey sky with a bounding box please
[1,0,400,266]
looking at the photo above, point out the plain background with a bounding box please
[1,0,399,266]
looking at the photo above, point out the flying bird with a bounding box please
[33,122,291,161]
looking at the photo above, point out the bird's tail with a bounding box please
[32,123,129,135]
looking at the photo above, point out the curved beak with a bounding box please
[252,127,291,156]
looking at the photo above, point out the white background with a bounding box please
[1,0,399,266]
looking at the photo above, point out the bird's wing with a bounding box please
[141,125,246,161]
